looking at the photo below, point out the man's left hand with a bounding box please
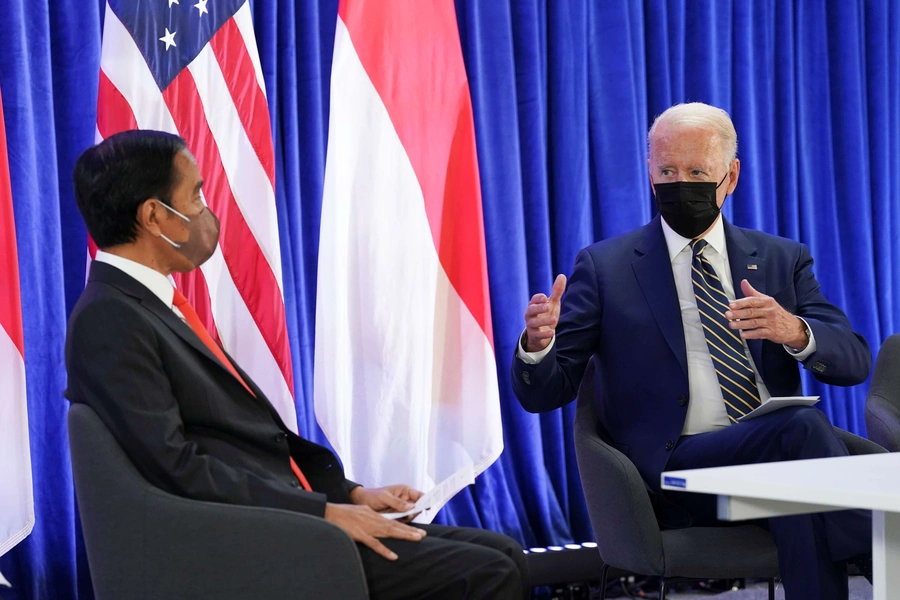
[725,280,808,349]
[350,484,423,515]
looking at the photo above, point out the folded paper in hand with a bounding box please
[381,464,475,521]
[737,396,820,422]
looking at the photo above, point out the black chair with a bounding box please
[68,403,368,600]
[573,357,885,600]
[866,333,900,452]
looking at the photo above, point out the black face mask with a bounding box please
[654,172,728,239]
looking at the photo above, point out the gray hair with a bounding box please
[648,102,738,168]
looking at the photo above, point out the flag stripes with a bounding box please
[95,1,296,429]
[0,85,35,557]
[315,0,503,519]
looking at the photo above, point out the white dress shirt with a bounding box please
[517,217,817,435]
[94,250,186,320]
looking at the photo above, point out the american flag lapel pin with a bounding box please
[747,264,758,270]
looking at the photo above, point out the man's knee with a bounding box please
[778,406,846,458]
[460,533,527,599]
[780,406,833,435]
[478,530,528,578]
[471,549,523,600]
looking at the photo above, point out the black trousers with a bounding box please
[357,523,528,600]
[667,406,871,600]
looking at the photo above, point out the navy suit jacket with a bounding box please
[512,216,870,520]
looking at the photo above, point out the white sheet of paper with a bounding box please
[381,463,475,520]
[737,396,820,422]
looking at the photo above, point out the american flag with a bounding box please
[93,0,296,430]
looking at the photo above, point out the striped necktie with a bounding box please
[690,239,762,422]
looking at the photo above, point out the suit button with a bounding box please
[677,395,688,406]
[665,440,675,451]
[290,479,299,488]
[274,432,287,443]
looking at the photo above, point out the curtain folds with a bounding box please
[1,1,897,597]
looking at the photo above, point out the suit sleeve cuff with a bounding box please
[516,329,555,364]
[783,317,817,361]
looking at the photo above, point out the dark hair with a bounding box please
[73,130,188,248]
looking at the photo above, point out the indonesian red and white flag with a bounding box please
[315,0,503,518]
[93,0,296,429]
[0,86,35,560]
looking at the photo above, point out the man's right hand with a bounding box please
[324,503,427,561]
[524,274,567,352]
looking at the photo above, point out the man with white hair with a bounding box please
[511,103,872,598]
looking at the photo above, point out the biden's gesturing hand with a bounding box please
[725,280,808,349]
[524,274,567,352]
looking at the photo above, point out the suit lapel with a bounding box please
[142,300,284,413]
[229,351,288,425]
[89,261,249,386]
[632,217,689,378]
[140,298,237,375]
[724,221,767,374]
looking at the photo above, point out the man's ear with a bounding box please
[725,158,741,195]
[647,159,657,197]
[138,198,163,236]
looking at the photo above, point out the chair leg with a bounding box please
[598,563,609,600]
[768,578,776,600]
[659,578,668,600]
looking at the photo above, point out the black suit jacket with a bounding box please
[65,261,356,517]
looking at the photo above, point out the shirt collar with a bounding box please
[94,250,176,309]
[660,215,728,262]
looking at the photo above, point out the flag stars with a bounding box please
[159,28,177,51]
[168,0,179,6]
[194,0,209,16]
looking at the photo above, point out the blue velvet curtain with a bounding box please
[1,1,898,598]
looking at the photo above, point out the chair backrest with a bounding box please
[573,357,666,576]
[69,403,370,600]
[866,333,900,451]
[67,403,160,598]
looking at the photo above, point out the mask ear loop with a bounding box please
[157,200,190,249]
[715,165,731,189]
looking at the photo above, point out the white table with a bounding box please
[662,453,900,600]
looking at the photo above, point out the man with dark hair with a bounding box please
[66,129,527,600]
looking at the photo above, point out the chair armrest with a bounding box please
[573,415,665,576]
[141,488,368,600]
[864,396,900,452]
[573,357,664,575]
[833,425,888,455]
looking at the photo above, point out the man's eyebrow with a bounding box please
[194,180,204,193]
[656,163,712,172]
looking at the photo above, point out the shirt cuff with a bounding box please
[783,317,817,361]
[516,329,555,364]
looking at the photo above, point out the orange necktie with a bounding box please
[172,290,312,492]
